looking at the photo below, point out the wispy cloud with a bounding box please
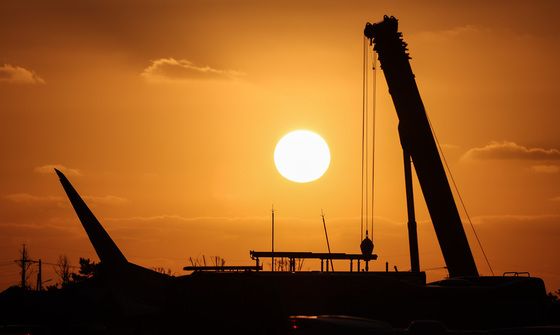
[141,58,244,82]
[531,165,559,174]
[3,193,63,204]
[34,164,81,177]
[4,193,128,206]
[0,64,45,85]
[414,25,481,41]
[470,214,560,224]
[441,143,460,150]
[550,196,560,202]
[463,141,560,161]
[108,214,268,223]
[83,195,129,206]
[443,25,479,37]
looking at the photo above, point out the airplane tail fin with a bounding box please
[55,169,128,266]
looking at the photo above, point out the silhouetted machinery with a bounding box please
[364,16,479,278]
[53,16,557,334]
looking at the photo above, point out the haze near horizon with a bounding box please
[0,0,559,292]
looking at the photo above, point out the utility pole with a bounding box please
[36,259,42,291]
[16,244,43,291]
[17,244,30,290]
[21,254,26,290]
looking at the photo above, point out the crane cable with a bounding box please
[360,36,378,241]
[360,36,367,241]
[425,115,494,275]
[361,29,490,275]
[370,41,377,238]
[364,36,369,239]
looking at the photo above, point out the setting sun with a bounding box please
[274,130,331,183]
[1,3,559,329]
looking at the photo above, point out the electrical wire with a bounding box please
[40,261,80,269]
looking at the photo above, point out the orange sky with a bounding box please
[1,0,559,292]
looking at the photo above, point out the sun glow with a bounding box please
[274,130,331,183]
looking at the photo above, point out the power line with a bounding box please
[41,261,80,269]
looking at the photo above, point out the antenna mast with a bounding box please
[321,210,334,271]
[271,205,275,272]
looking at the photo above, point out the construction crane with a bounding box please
[364,16,478,278]
[42,16,556,334]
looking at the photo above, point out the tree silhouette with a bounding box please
[71,258,99,283]
[548,289,560,302]
[54,255,72,286]
[152,267,173,275]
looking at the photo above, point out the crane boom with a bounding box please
[364,16,478,277]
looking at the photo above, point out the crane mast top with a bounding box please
[364,16,478,278]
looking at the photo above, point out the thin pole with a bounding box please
[321,210,334,271]
[271,205,275,272]
[20,244,27,290]
[404,151,420,272]
[36,259,42,291]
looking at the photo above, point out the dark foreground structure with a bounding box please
[2,16,559,335]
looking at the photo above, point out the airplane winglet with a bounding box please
[55,169,128,265]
